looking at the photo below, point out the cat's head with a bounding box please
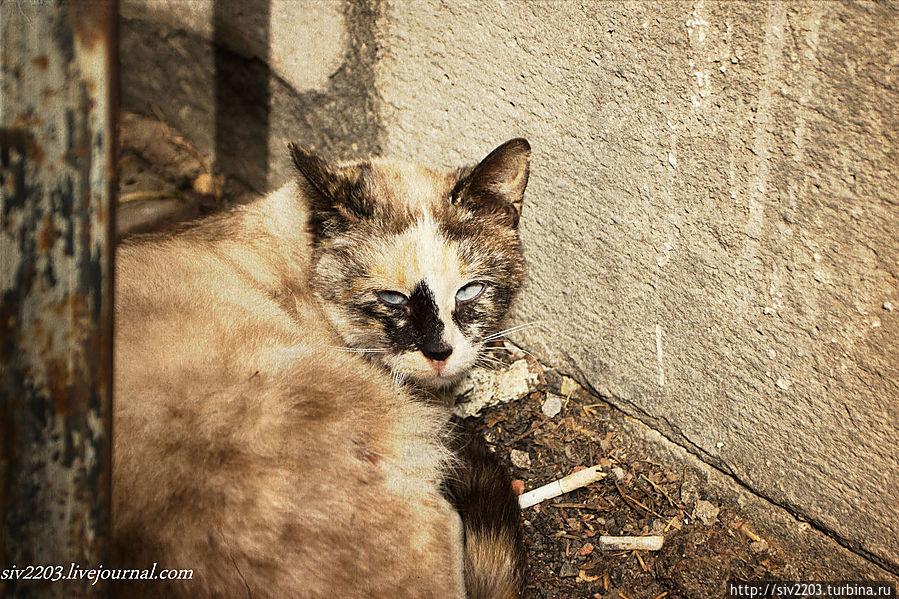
[290,139,530,389]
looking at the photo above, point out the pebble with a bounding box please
[750,539,770,553]
[693,499,720,525]
[511,479,525,495]
[541,394,563,418]
[612,466,626,481]
[559,562,579,578]
[560,376,580,397]
[453,359,539,417]
[510,449,531,469]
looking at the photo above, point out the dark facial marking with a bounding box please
[409,282,452,360]
[452,282,517,340]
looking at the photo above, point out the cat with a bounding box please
[111,138,531,598]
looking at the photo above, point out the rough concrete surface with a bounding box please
[375,1,898,574]
[120,0,382,191]
[117,0,898,576]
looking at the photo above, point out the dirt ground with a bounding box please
[453,347,798,599]
[117,112,849,599]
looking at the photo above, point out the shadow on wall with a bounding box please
[213,0,270,190]
[120,0,382,192]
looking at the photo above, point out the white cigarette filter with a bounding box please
[598,535,665,551]
[518,465,607,509]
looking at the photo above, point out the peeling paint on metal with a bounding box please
[1,1,116,597]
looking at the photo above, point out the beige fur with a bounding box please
[112,183,466,598]
[112,139,531,598]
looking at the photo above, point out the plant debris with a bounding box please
[451,349,805,598]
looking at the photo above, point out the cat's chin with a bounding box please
[406,370,465,390]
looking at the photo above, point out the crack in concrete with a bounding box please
[571,375,899,576]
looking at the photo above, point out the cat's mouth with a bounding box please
[405,363,466,388]
[382,350,473,389]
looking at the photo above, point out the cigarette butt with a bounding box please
[598,535,664,551]
[519,465,607,509]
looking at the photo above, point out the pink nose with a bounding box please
[428,358,448,375]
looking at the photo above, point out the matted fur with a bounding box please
[112,141,531,598]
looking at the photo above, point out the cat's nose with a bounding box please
[421,343,453,363]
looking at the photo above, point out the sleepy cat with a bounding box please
[111,139,531,598]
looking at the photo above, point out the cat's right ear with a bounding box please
[289,143,371,239]
[451,138,531,228]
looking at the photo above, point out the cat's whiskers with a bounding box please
[330,346,388,354]
[474,356,506,370]
[483,343,539,362]
[391,366,407,388]
[481,320,550,343]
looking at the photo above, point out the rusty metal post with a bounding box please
[1,1,116,597]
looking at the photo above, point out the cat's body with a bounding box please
[112,140,531,598]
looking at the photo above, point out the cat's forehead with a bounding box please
[329,157,510,292]
[367,214,473,292]
[363,158,453,214]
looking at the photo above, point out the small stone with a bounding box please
[560,376,579,397]
[511,479,525,495]
[750,539,770,553]
[559,562,579,578]
[883,301,894,312]
[693,499,720,525]
[541,394,563,418]
[775,378,791,391]
[651,519,667,535]
[579,542,594,556]
[763,306,775,315]
[510,449,531,470]
[612,466,626,481]
[453,359,539,417]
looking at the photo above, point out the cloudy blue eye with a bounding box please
[455,282,485,303]
[376,290,409,306]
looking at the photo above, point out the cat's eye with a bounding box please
[455,282,485,303]
[376,290,409,307]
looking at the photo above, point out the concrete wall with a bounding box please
[120,0,382,192]
[120,0,898,574]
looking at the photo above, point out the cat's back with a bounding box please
[111,198,465,598]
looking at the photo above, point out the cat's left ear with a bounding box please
[452,138,531,228]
